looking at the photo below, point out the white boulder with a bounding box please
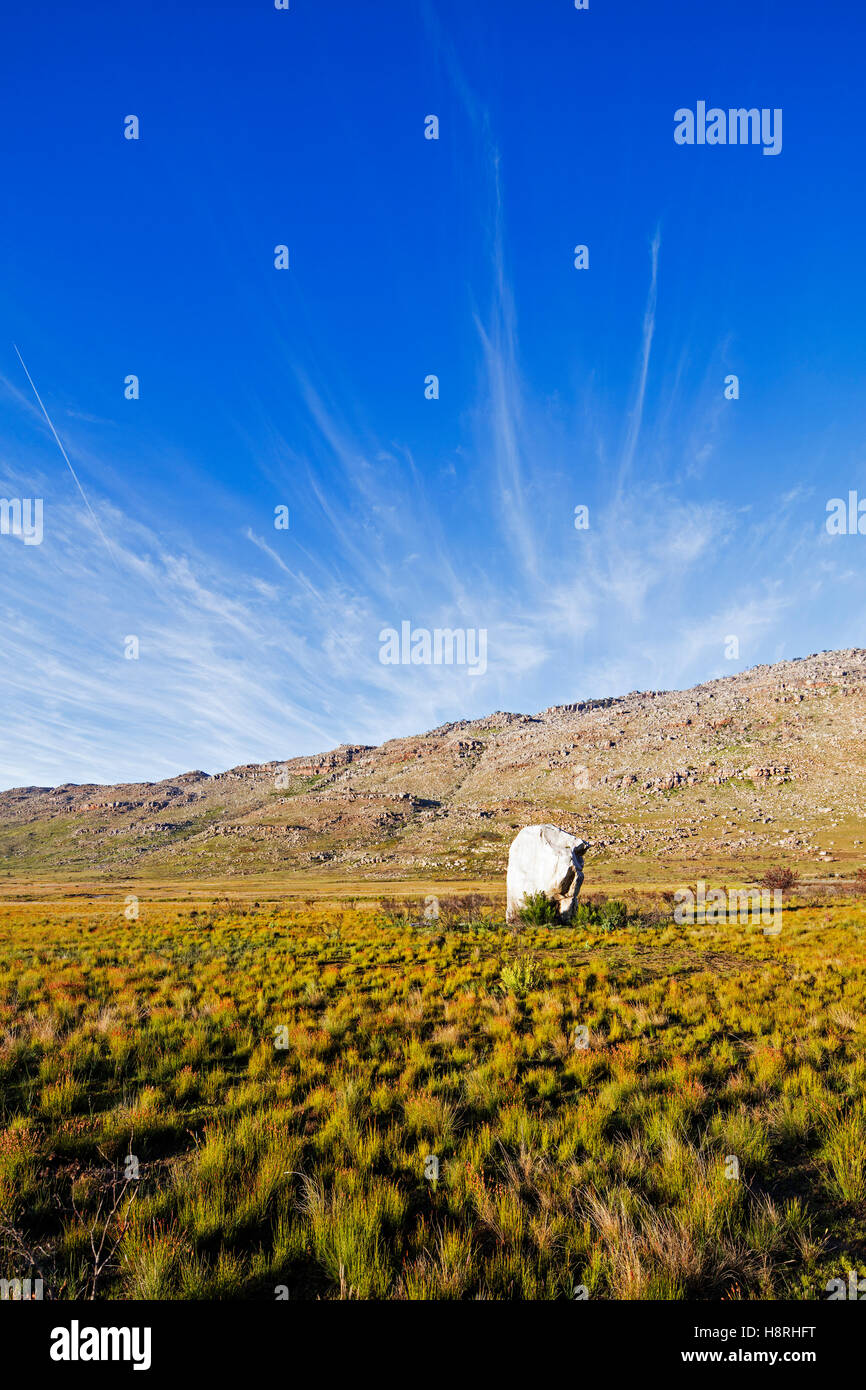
[506,824,590,924]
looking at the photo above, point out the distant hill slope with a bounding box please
[2,649,865,881]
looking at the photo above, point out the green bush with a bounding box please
[573,896,630,931]
[598,898,629,931]
[517,892,560,926]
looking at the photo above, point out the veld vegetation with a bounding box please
[0,885,865,1300]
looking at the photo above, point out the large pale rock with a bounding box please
[506,824,590,924]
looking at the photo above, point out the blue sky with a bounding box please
[1,0,864,789]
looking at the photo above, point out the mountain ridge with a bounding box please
[2,647,864,881]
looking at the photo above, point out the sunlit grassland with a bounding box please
[1,889,865,1300]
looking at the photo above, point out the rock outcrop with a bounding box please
[505,824,590,923]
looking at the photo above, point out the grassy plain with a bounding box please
[1,880,865,1300]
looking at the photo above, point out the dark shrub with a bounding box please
[760,866,800,891]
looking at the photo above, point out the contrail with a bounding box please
[13,343,119,568]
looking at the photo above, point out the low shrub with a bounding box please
[760,866,800,891]
[499,956,542,998]
[517,892,560,926]
[573,895,630,931]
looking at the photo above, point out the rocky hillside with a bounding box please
[2,649,865,881]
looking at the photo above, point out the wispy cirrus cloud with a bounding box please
[1,14,860,791]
